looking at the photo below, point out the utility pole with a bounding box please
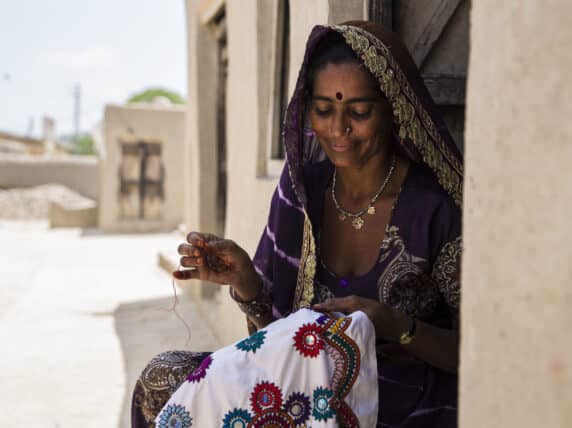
[73,83,81,140]
[26,117,34,136]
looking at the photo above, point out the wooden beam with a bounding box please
[411,0,464,67]
[369,0,393,31]
[199,0,225,25]
[423,74,466,106]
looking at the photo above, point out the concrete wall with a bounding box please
[460,1,572,426]
[0,153,98,200]
[99,104,186,233]
[184,0,220,239]
[182,0,226,329]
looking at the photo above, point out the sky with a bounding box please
[0,0,187,138]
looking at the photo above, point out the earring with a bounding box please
[345,127,351,136]
[304,128,316,137]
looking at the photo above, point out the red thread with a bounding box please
[159,264,192,345]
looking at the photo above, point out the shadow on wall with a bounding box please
[113,295,221,428]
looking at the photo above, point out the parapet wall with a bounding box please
[0,154,99,200]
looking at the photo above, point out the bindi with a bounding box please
[335,91,343,100]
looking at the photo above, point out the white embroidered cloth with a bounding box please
[156,308,378,427]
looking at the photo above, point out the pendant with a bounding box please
[351,217,365,230]
[367,206,376,215]
[338,212,346,221]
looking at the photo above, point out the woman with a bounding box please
[132,21,462,427]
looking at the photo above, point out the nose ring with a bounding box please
[345,127,352,136]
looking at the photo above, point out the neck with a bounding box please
[334,150,394,205]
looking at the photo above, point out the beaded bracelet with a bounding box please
[229,284,273,319]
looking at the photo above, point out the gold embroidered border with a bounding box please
[432,236,462,310]
[331,25,463,207]
[293,213,316,310]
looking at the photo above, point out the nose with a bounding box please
[330,110,349,138]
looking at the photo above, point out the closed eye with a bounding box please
[314,107,332,117]
[350,110,372,120]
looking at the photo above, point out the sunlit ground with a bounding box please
[0,219,220,427]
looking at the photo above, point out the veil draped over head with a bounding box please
[253,21,463,318]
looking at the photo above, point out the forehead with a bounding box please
[312,62,379,97]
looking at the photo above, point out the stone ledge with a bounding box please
[49,197,98,228]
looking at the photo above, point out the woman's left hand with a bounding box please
[313,295,404,340]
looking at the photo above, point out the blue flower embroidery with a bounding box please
[236,330,267,353]
[222,408,252,428]
[312,386,335,421]
[157,403,192,428]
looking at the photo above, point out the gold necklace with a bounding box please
[331,156,396,230]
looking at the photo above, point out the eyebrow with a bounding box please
[312,95,379,103]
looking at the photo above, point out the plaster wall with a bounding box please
[191,0,276,345]
[184,1,220,238]
[460,1,572,426]
[182,0,225,315]
[0,154,98,200]
[99,104,186,233]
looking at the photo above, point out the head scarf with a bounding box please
[253,21,463,316]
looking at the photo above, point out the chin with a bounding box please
[326,152,358,169]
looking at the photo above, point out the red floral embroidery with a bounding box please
[250,412,295,427]
[250,381,283,414]
[293,323,324,358]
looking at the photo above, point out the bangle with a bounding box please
[399,316,417,345]
[229,284,272,319]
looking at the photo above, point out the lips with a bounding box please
[331,142,352,152]
[332,144,352,152]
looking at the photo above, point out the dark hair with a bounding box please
[306,32,381,97]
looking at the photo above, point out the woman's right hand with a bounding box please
[173,231,261,300]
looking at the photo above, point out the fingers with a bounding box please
[313,296,362,313]
[178,243,203,257]
[178,242,206,270]
[186,231,206,247]
[179,232,240,279]
[181,234,239,263]
[186,231,221,246]
[172,268,200,280]
[180,255,205,268]
[182,233,231,263]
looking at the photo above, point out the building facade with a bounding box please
[99,103,186,232]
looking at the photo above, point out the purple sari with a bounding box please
[252,22,462,427]
[132,22,462,427]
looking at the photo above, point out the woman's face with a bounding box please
[309,62,393,169]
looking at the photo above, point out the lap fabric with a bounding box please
[140,309,378,427]
[131,350,210,426]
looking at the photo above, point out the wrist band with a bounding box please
[229,284,272,319]
[399,316,417,345]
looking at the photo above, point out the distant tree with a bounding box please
[127,87,186,105]
[69,133,96,155]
